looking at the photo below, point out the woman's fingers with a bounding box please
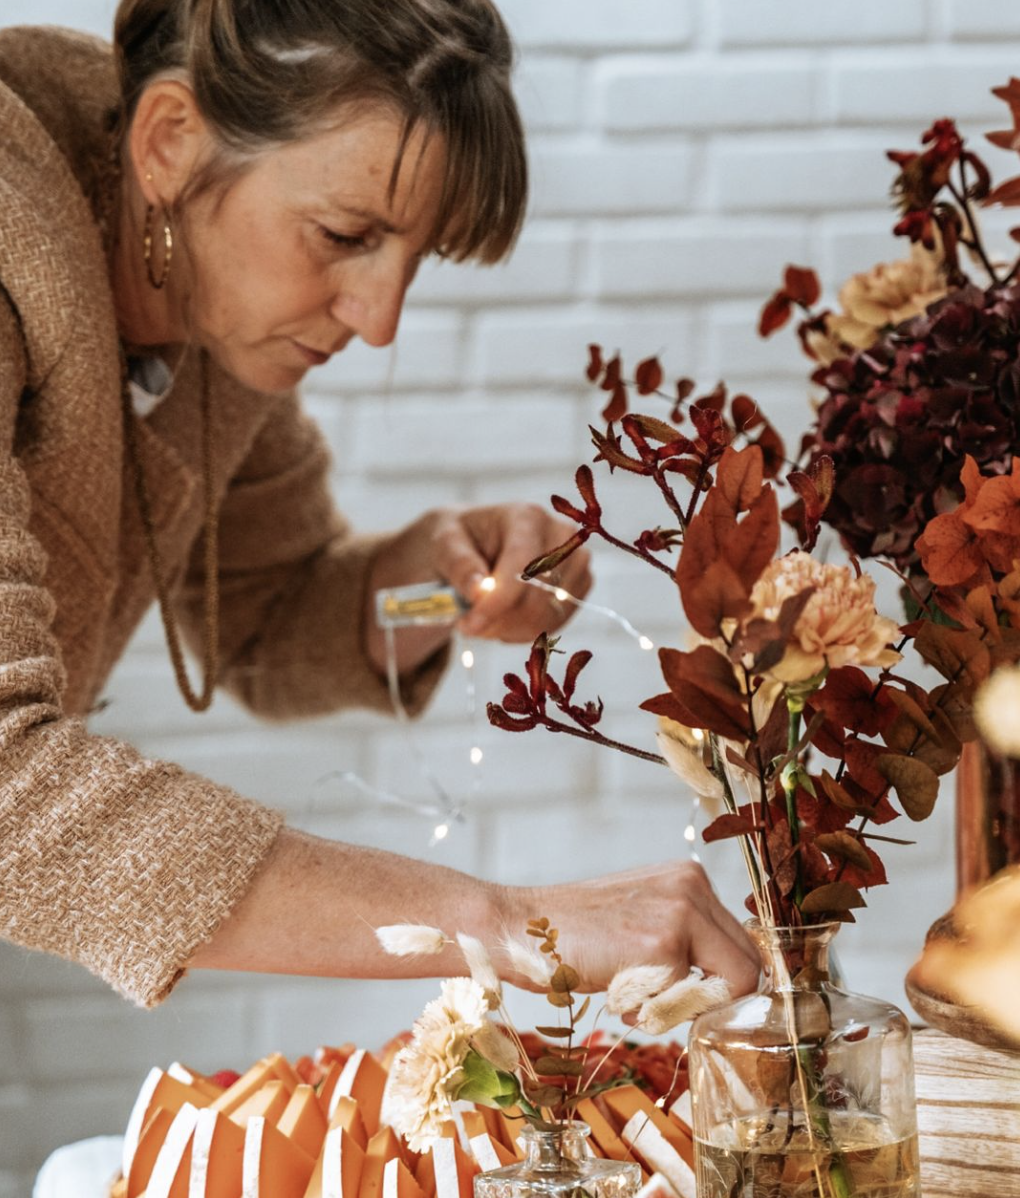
[425,503,591,640]
[507,861,759,1001]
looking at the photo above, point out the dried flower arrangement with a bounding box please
[487,78,1020,933]
[374,917,723,1152]
[474,76,1020,1198]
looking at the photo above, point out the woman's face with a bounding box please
[182,108,446,394]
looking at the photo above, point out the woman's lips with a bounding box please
[291,340,331,366]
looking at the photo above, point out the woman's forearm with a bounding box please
[187,827,511,980]
[188,829,761,999]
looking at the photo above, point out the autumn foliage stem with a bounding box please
[948,167,999,284]
[539,716,668,765]
[592,522,676,579]
[649,464,688,532]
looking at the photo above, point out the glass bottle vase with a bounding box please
[688,921,920,1198]
[473,1122,641,1198]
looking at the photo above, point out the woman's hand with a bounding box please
[497,861,760,999]
[364,502,592,675]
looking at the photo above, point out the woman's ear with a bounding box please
[128,80,210,206]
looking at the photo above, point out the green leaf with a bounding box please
[456,1051,521,1107]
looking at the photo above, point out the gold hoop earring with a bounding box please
[143,203,174,290]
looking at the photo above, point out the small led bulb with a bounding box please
[684,824,697,843]
[554,587,569,602]
[461,649,475,669]
[469,746,484,765]
[433,823,450,841]
[639,636,654,651]
[479,576,497,593]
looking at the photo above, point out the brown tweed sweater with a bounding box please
[0,26,445,1007]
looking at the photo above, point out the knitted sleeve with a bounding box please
[0,295,284,1007]
[176,391,449,721]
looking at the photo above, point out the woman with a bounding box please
[0,0,758,1011]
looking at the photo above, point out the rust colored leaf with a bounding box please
[586,343,603,382]
[659,645,750,741]
[914,621,991,689]
[731,393,763,432]
[817,769,870,815]
[916,510,985,587]
[726,487,781,594]
[715,444,765,514]
[640,691,703,727]
[963,469,1020,536]
[535,1026,572,1038]
[602,380,628,424]
[635,356,664,395]
[812,667,893,738]
[800,881,866,915]
[759,291,792,337]
[702,812,759,843]
[815,831,873,872]
[783,265,821,307]
[876,754,939,821]
[601,354,622,391]
[966,585,1002,642]
[883,688,940,744]
[682,556,752,641]
[985,175,1020,206]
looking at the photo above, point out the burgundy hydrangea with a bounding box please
[801,282,1020,573]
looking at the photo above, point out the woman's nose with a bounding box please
[331,257,410,348]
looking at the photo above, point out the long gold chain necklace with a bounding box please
[100,102,221,714]
[120,352,220,712]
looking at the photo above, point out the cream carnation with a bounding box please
[807,244,946,365]
[974,665,1020,758]
[383,976,490,1150]
[747,550,900,686]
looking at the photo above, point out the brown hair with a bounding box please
[112,0,527,262]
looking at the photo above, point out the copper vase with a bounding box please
[956,738,1020,893]
[905,738,1020,1052]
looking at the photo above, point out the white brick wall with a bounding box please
[1,0,1009,1187]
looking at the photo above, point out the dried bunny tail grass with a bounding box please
[499,933,554,987]
[456,932,502,1008]
[376,923,448,956]
[636,969,732,1035]
[606,963,676,1016]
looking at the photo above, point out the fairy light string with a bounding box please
[316,573,705,853]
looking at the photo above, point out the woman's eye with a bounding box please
[320,227,368,249]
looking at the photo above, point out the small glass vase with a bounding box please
[688,921,920,1198]
[473,1122,641,1198]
